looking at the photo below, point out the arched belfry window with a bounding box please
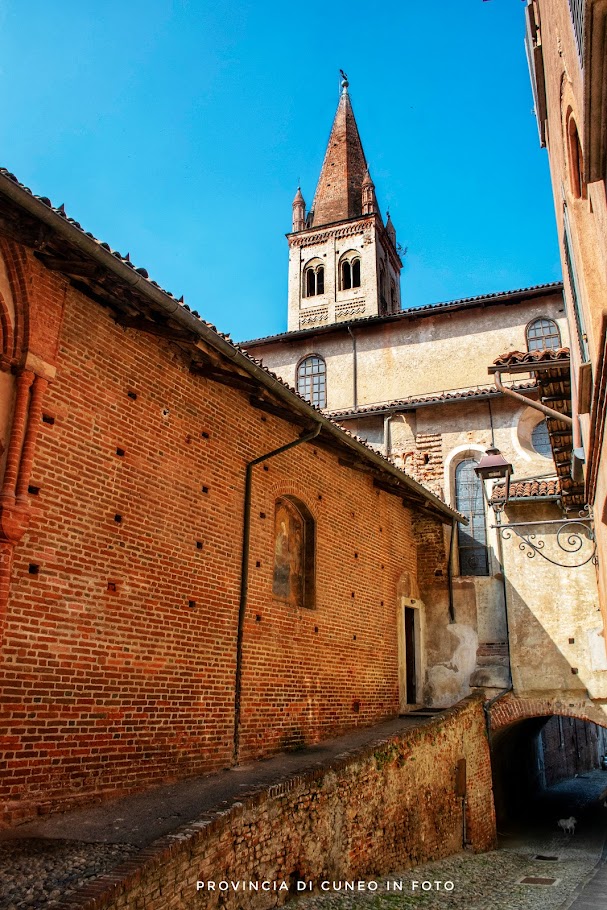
[526,318,561,351]
[339,252,361,290]
[303,260,324,297]
[296,355,326,408]
[455,460,489,576]
[272,496,315,608]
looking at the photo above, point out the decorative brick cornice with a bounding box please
[288,218,375,248]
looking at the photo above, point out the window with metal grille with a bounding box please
[455,460,489,576]
[296,355,326,408]
[532,420,552,457]
[568,0,584,61]
[526,318,561,351]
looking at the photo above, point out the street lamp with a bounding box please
[474,447,513,506]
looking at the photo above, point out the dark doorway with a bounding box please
[405,607,417,704]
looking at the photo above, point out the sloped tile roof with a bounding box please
[0,166,463,522]
[241,282,564,347]
[492,348,571,369]
[491,477,561,503]
[328,380,537,419]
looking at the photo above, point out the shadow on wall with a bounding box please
[501,519,604,701]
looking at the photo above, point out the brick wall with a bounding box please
[55,697,496,910]
[0,247,445,823]
[412,433,443,497]
[540,715,604,786]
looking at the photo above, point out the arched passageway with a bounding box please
[491,714,607,832]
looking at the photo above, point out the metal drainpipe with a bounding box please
[447,517,457,623]
[493,508,514,687]
[347,326,358,410]
[383,414,392,458]
[233,423,322,763]
[493,369,573,426]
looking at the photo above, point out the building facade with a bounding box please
[0,167,468,824]
[243,79,605,721]
[525,0,607,625]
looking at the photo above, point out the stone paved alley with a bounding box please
[295,772,607,910]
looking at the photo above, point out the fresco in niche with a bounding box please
[273,498,305,607]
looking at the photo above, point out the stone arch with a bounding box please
[489,693,607,733]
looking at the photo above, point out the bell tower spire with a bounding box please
[308,71,368,227]
[286,75,403,332]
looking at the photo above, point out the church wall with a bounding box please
[0,244,445,823]
[247,292,567,414]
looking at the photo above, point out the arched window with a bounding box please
[342,260,352,290]
[532,420,552,457]
[339,252,361,291]
[567,114,585,199]
[526,318,561,351]
[455,460,489,576]
[296,355,326,408]
[390,281,396,312]
[303,262,325,297]
[272,496,315,608]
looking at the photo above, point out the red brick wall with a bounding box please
[0,248,439,822]
[540,715,604,786]
[53,697,496,910]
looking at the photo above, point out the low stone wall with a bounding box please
[58,696,496,910]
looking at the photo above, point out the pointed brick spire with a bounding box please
[361,167,378,215]
[292,186,306,232]
[310,76,368,227]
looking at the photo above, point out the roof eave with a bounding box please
[0,170,462,525]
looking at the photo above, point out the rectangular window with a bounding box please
[567,0,585,62]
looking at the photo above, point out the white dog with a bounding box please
[557,816,577,835]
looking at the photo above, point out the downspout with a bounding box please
[233,423,321,763]
[447,516,456,623]
[494,369,573,426]
[383,413,392,458]
[347,326,358,410]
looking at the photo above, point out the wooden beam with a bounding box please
[117,315,191,341]
[35,252,104,278]
[248,395,310,425]
[189,364,261,394]
[373,476,426,505]
[338,456,376,474]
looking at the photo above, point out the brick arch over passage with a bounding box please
[490,694,607,733]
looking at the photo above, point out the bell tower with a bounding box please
[287,74,403,332]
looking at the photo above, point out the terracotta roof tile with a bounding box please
[240,282,564,347]
[491,477,561,502]
[327,380,537,418]
[492,348,570,369]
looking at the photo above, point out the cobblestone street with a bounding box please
[295,772,607,910]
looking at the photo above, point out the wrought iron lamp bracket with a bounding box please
[490,508,597,569]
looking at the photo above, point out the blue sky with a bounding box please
[0,1,560,341]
